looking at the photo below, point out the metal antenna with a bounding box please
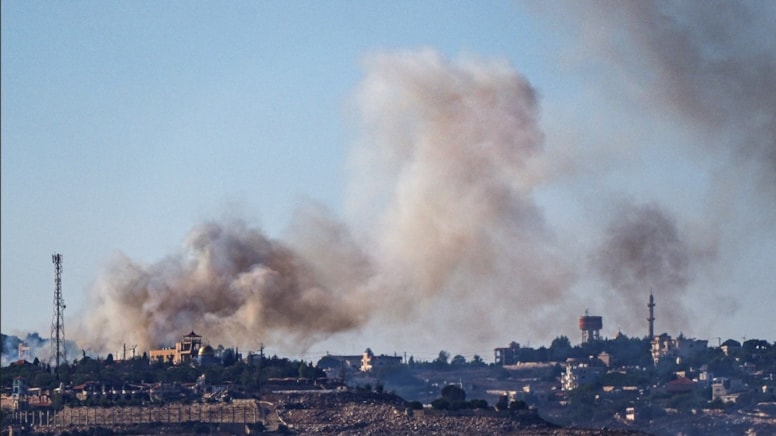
[50,253,66,370]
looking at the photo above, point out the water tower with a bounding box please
[578,310,603,344]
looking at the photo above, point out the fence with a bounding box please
[8,400,264,431]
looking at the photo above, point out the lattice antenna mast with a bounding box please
[50,253,66,369]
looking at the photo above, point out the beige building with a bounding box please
[562,357,606,391]
[148,331,204,365]
[651,334,708,365]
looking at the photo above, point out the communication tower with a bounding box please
[50,253,66,369]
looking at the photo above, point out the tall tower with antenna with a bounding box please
[647,292,655,340]
[50,253,66,369]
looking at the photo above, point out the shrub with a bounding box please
[510,400,528,410]
[440,384,466,402]
[431,398,450,410]
[470,399,489,409]
[408,401,424,410]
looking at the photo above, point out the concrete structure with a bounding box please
[17,343,30,361]
[494,342,520,366]
[721,339,741,356]
[625,406,638,422]
[562,357,606,391]
[149,331,204,365]
[361,350,402,372]
[651,334,708,365]
[317,354,364,380]
[712,377,747,403]
[597,351,612,367]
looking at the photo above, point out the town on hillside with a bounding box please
[2,295,776,435]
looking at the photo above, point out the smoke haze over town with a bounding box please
[2,1,775,361]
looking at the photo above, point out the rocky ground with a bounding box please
[262,390,648,435]
[9,390,651,435]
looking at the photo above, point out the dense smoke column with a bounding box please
[78,220,370,353]
[593,203,694,333]
[76,50,580,354]
[348,50,575,338]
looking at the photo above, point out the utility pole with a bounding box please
[258,343,264,393]
[49,253,66,371]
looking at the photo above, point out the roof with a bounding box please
[666,376,696,393]
[184,330,201,337]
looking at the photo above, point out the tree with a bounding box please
[298,361,317,379]
[105,354,114,365]
[221,348,237,366]
[451,354,466,366]
[471,355,485,366]
[550,335,573,361]
[441,384,466,402]
[433,350,450,369]
[510,400,528,410]
[431,398,450,410]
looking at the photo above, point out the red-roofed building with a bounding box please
[666,376,696,394]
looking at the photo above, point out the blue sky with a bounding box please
[3,1,775,361]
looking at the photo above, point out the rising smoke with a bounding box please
[593,203,697,330]
[76,50,576,354]
[559,0,776,191]
[73,0,776,353]
[76,220,371,353]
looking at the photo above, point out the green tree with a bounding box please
[550,335,573,361]
[451,354,466,366]
[441,384,466,402]
[433,350,450,369]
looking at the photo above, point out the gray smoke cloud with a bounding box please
[76,50,577,354]
[536,0,776,335]
[346,50,575,344]
[74,0,776,352]
[592,203,698,331]
[76,220,371,353]
[563,0,776,190]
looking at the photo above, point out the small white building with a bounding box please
[712,377,747,403]
[562,357,605,391]
[651,334,708,365]
[361,349,402,372]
